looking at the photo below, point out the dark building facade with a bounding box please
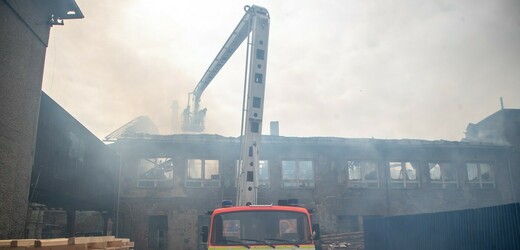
[109,109,520,249]
[28,92,120,238]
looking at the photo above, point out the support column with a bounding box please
[66,209,76,237]
[102,212,111,236]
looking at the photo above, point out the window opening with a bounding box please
[185,159,220,188]
[428,162,458,188]
[137,158,174,188]
[388,161,420,189]
[282,160,315,188]
[466,162,495,189]
[346,160,379,188]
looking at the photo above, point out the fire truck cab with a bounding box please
[202,204,320,249]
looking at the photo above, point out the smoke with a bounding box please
[42,0,520,140]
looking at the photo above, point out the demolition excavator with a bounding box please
[183,5,320,249]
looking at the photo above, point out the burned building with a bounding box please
[28,92,120,238]
[107,109,520,250]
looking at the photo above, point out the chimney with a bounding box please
[171,100,179,134]
[270,121,279,136]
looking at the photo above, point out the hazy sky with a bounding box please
[42,0,520,141]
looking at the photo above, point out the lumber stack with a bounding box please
[0,236,134,250]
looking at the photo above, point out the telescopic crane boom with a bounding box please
[182,5,269,206]
[182,5,269,134]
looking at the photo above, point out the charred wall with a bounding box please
[32,93,119,212]
[110,135,518,249]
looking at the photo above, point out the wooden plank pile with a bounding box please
[0,236,134,250]
[320,232,365,250]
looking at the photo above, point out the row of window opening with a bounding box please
[137,159,495,189]
[347,160,494,189]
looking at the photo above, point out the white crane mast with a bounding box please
[236,5,269,206]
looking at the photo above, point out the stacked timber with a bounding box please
[320,232,364,250]
[0,236,134,250]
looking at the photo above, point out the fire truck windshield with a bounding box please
[211,210,312,246]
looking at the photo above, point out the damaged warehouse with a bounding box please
[105,109,520,250]
[2,1,520,249]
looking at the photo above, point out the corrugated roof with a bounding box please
[104,116,159,141]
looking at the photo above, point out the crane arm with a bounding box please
[192,6,254,110]
[183,6,269,132]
